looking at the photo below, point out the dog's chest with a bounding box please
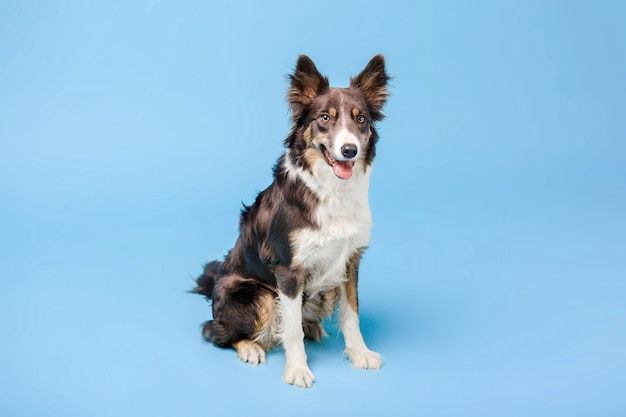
[290,188,372,293]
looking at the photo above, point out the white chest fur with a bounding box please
[289,157,373,294]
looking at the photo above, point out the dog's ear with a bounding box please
[288,55,329,120]
[350,54,389,121]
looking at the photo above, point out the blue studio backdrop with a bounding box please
[1,1,625,416]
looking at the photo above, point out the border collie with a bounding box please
[192,54,389,388]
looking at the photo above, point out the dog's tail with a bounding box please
[190,260,222,299]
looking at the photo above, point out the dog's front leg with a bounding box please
[339,251,382,369]
[276,265,314,387]
[278,289,315,387]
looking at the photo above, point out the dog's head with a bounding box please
[286,55,389,180]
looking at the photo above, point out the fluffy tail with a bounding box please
[190,260,222,299]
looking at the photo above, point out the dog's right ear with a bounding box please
[288,55,329,120]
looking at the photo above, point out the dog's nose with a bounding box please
[341,144,358,159]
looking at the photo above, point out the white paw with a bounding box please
[234,340,266,366]
[348,348,382,370]
[283,365,315,388]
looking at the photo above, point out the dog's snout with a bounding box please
[341,144,358,159]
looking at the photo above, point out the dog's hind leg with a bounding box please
[233,339,266,365]
[302,290,336,341]
[204,274,277,365]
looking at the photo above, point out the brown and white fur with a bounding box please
[191,54,389,388]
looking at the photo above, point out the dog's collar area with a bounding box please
[320,145,355,180]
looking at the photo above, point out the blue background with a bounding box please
[1,1,625,415]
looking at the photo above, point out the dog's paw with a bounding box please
[233,340,266,366]
[283,365,315,388]
[347,348,382,370]
[303,322,326,341]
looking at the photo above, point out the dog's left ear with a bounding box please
[350,54,389,121]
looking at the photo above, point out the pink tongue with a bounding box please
[333,161,353,180]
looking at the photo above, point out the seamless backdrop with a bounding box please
[1,1,625,416]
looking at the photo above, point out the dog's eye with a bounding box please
[356,114,366,124]
[320,113,330,122]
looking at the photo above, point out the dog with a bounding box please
[191,54,389,388]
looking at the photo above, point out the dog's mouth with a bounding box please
[320,145,355,180]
